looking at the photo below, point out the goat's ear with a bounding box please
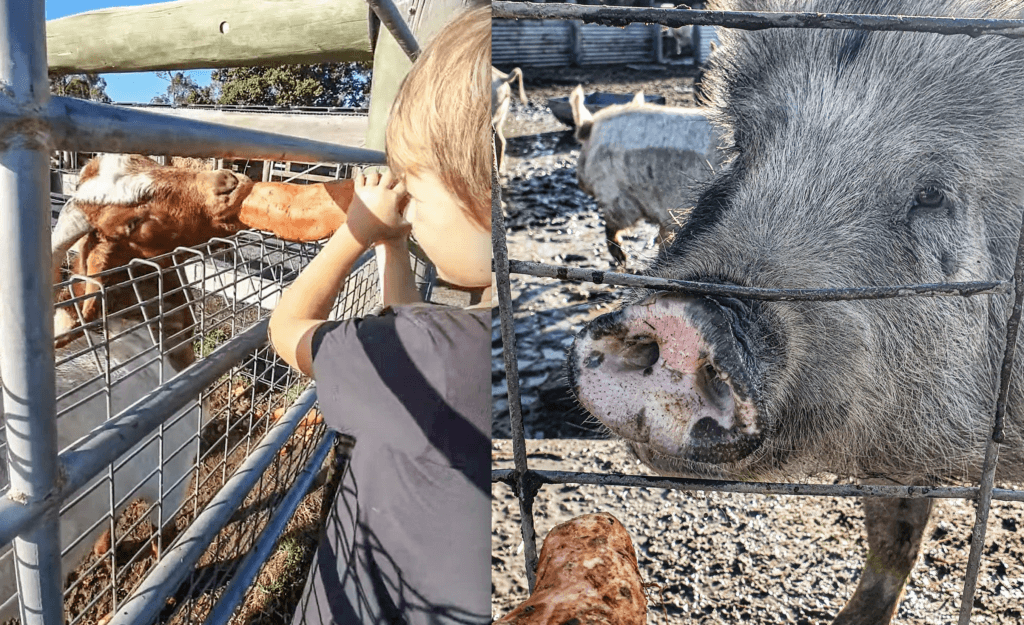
[632,90,645,105]
[512,67,527,105]
[570,85,593,141]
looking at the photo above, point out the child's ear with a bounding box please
[570,85,593,141]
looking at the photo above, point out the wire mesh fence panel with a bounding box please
[490,3,1024,623]
[1,190,434,624]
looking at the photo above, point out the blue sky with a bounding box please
[47,0,212,103]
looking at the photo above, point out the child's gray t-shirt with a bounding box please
[290,304,491,625]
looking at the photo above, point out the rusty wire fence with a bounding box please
[1,197,435,625]
[490,3,1024,623]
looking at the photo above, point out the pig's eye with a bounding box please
[914,187,945,209]
[909,185,953,219]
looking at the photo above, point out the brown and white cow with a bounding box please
[51,154,357,365]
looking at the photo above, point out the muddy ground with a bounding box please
[491,66,1024,623]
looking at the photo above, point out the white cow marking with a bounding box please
[74,154,155,206]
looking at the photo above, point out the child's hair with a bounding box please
[385,4,491,232]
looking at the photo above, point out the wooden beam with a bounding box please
[47,0,372,75]
[364,0,474,152]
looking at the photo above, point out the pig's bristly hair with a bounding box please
[642,0,1024,483]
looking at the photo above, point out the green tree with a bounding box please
[151,71,216,105]
[49,73,111,103]
[212,62,371,108]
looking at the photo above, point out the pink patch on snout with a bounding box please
[574,295,761,465]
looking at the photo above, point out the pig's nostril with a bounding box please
[697,361,732,409]
[620,339,660,370]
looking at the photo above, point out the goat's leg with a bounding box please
[833,494,933,625]
[605,221,627,267]
[495,129,508,174]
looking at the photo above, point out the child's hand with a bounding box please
[344,167,412,246]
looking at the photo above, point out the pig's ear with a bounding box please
[570,85,593,141]
[632,90,645,105]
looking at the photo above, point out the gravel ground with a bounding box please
[491,440,1024,624]
[491,67,1024,624]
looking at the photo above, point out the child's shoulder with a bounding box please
[384,302,491,330]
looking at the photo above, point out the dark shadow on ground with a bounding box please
[505,130,579,159]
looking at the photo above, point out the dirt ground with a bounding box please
[491,66,1024,623]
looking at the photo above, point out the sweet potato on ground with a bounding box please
[496,512,647,625]
[238,178,353,242]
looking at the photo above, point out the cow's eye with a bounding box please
[914,186,945,209]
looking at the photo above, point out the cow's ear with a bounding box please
[570,85,593,141]
[632,90,645,106]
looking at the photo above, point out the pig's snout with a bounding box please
[569,294,766,472]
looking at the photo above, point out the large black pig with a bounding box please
[567,1,1024,623]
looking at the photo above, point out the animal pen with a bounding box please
[491,3,1024,623]
[0,0,436,624]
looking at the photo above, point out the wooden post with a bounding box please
[651,0,664,64]
[262,160,273,182]
[47,0,373,74]
[568,0,582,67]
[364,0,474,152]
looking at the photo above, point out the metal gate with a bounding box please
[0,0,424,624]
[490,3,1024,623]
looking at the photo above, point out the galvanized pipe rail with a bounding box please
[203,430,350,625]
[365,0,422,61]
[0,320,270,548]
[0,3,64,624]
[105,386,320,625]
[490,3,1024,621]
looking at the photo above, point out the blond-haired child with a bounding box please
[269,5,492,624]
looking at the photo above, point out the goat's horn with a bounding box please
[51,199,94,276]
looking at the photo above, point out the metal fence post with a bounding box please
[0,1,65,624]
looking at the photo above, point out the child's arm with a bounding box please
[270,169,409,376]
[377,237,422,306]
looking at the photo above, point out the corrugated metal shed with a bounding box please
[492,19,574,67]
[694,25,720,64]
[579,22,658,65]
[492,18,658,67]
